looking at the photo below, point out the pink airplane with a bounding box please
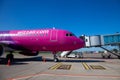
[0,28,84,62]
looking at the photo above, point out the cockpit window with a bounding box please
[70,33,73,36]
[66,33,69,36]
[66,33,75,37]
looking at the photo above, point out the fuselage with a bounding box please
[0,29,84,52]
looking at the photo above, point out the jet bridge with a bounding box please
[80,33,120,58]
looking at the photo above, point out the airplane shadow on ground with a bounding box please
[45,58,105,63]
[0,56,105,65]
[0,56,43,65]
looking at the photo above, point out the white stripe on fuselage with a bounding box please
[17,30,49,34]
[0,30,49,37]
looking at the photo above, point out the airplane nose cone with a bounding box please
[73,41,77,45]
[81,39,85,47]
[77,38,85,48]
[72,38,85,49]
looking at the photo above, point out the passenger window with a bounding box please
[46,33,48,36]
[41,34,44,36]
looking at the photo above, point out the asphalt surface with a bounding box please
[0,53,120,80]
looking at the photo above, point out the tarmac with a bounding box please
[0,53,120,80]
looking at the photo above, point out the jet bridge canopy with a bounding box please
[103,34,120,45]
[81,33,120,47]
[80,33,120,58]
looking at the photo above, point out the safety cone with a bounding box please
[7,59,11,66]
[42,57,46,62]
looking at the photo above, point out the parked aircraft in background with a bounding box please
[0,28,84,62]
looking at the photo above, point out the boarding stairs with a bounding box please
[60,51,72,57]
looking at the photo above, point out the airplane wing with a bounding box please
[0,41,15,45]
[0,41,18,52]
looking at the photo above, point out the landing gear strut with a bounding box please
[53,52,59,62]
[53,54,58,62]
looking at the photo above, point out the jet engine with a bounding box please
[19,51,39,56]
[0,45,4,56]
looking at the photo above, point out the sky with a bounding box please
[0,0,120,37]
[0,0,120,51]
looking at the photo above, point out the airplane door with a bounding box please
[50,30,58,41]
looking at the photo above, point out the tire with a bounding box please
[108,56,110,59]
[118,56,120,59]
[102,56,105,59]
[54,58,59,62]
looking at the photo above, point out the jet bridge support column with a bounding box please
[118,44,120,51]
[100,46,120,59]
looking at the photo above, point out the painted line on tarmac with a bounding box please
[57,64,72,70]
[49,63,72,70]
[90,65,106,70]
[49,63,62,70]
[42,73,120,78]
[7,72,120,80]
[82,63,91,70]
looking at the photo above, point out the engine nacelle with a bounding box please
[19,51,39,56]
[0,45,4,56]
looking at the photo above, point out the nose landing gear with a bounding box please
[53,52,59,62]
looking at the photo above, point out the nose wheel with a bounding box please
[54,57,59,62]
[53,52,59,62]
